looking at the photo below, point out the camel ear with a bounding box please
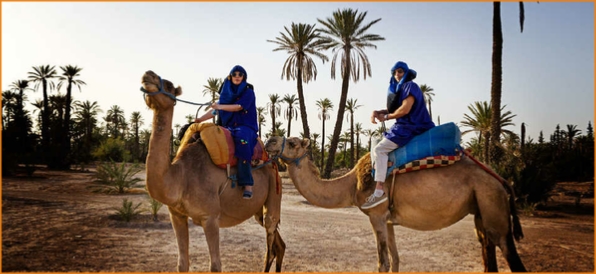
[301,138,310,148]
[175,86,182,96]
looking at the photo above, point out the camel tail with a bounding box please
[504,180,524,241]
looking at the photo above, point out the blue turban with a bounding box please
[388,61,417,95]
[218,65,248,125]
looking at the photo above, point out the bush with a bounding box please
[147,195,163,222]
[93,160,143,194]
[92,137,130,162]
[113,198,143,222]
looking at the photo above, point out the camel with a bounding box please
[140,70,285,272]
[264,136,527,272]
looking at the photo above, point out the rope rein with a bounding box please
[140,76,211,106]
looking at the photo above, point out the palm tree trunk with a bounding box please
[490,1,504,165]
[483,132,490,164]
[320,119,325,170]
[349,112,354,167]
[296,67,311,139]
[287,112,292,137]
[356,132,360,161]
[428,100,433,123]
[62,81,73,169]
[324,51,351,178]
[41,79,50,164]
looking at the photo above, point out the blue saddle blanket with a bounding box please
[382,122,462,177]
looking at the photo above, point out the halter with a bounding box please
[140,75,211,106]
[272,136,309,166]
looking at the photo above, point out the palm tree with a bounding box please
[257,106,267,138]
[185,114,194,124]
[105,105,126,138]
[28,64,57,160]
[282,94,299,137]
[490,2,527,163]
[267,22,329,140]
[9,80,33,109]
[2,91,19,128]
[345,98,362,167]
[362,128,376,151]
[460,101,516,162]
[202,77,222,123]
[73,100,102,145]
[267,94,282,137]
[316,98,333,170]
[316,8,385,178]
[354,122,363,160]
[565,124,581,150]
[130,111,144,161]
[8,80,33,146]
[419,84,435,122]
[57,65,86,168]
[73,100,102,165]
[273,121,287,137]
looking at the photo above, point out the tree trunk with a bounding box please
[428,100,433,123]
[61,81,73,169]
[41,79,50,165]
[287,111,292,138]
[296,66,311,139]
[489,1,504,165]
[324,48,351,178]
[349,112,354,167]
[320,118,325,170]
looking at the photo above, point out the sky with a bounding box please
[2,2,594,146]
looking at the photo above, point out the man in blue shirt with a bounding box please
[361,61,435,209]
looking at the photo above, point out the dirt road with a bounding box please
[2,168,593,272]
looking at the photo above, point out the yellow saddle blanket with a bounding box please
[177,122,268,168]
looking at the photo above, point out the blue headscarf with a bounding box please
[388,61,417,95]
[218,65,248,126]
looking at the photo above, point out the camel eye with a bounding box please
[288,141,296,148]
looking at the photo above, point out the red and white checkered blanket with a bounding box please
[392,154,461,175]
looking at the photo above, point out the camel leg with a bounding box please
[498,232,527,272]
[369,214,390,272]
[474,214,498,272]
[386,223,399,272]
[169,210,190,272]
[203,215,222,272]
[262,168,285,272]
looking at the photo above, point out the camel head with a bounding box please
[141,70,182,110]
[265,136,310,163]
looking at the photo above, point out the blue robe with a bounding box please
[218,65,258,186]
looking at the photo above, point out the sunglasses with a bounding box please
[395,69,404,74]
[231,72,244,77]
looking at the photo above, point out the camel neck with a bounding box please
[145,109,174,204]
[287,158,356,208]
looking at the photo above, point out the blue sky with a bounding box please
[2,2,594,145]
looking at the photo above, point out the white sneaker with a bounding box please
[360,193,388,209]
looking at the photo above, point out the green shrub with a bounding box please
[113,198,143,222]
[93,160,143,194]
[147,196,163,222]
[92,137,130,162]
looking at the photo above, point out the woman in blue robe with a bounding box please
[195,65,258,199]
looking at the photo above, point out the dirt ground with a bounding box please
[2,166,594,272]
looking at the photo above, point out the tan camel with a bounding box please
[140,70,285,272]
[265,136,527,272]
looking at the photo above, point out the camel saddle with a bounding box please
[177,122,268,169]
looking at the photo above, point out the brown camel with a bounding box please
[264,136,527,272]
[140,70,285,272]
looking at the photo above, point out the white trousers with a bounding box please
[370,138,399,183]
